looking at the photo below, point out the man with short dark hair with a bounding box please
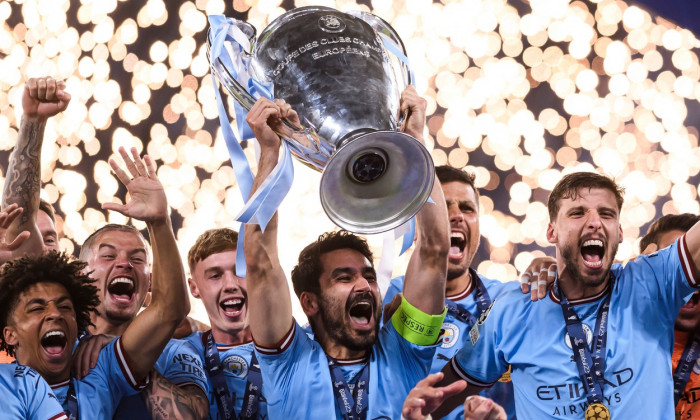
[0,148,192,418]
[182,227,268,419]
[383,165,519,419]
[640,213,700,419]
[384,164,555,419]
[436,171,700,418]
[244,87,449,418]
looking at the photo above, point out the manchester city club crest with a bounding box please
[222,355,249,377]
[318,15,346,33]
[441,322,459,348]
[565,323,593,349]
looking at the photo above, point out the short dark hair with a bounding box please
[187,228,238,273]
[639,213,700,253]
[291,231,374,298]
[547,172,625,220]
[0,252,99,357]
[39,199,56,223]
[79,224,149,262]
[436,165,479,200]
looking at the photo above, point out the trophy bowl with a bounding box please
[209,6,435,234]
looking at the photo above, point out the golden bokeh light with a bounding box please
[0,0,699,323]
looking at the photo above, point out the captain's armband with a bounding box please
[391,295,446,346]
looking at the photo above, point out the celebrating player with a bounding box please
[243,87,449,418]
[435,171,700,418]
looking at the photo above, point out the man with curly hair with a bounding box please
[0,147,191,418]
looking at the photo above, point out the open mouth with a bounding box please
[681,293,700,312]
[348,299,375,328]
[108,277,135,302]
[41,330,67,356]
[220,298,245,317]
[449,232,466,260]
[580,239,605,269]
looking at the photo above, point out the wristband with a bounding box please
[391,296,446,346]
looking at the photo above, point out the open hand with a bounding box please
[402,372,467,420]
[102,147,168,223]
[71,334,115,379]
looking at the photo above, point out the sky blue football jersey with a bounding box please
[254,319,437,419]
[113,338,208,419]
[451,236,698,419]
[384,274,519,420]
[51,337,145,418]
[0,363,67,420]
[183,331,268,419]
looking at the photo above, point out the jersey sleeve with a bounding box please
[450,296,509,387]
[253,322,333,417]
[23,368,68,420]
[159,340,208,394]
[630,235,698,320]
[377,320,437,389]
[92,337,148,407]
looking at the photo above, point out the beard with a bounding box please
[447,263,468,281]
[316,290,381,352]
[447,236,478,281]
[560,240,617,290]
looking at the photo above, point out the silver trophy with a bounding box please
[208,6,434,234]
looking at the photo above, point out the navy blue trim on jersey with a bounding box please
[204,331,262,420]
[449,358,496,388]
[328,358,369,420]
[555,275,613,406]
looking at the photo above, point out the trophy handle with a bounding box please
[207,21,324,159]
[348,11,412,88]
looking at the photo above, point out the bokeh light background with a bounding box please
[1,0,699,322]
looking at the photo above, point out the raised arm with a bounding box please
[102,147,190,379]
[243,98,295,347]
[401,86,450,315]
[2,77,70,255]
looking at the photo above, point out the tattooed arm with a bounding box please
[2,77,70,256]
[142,370,209,420]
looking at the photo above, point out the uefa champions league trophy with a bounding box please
[208,6,435,234]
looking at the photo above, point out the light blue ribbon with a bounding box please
[209,14,294,277]
[379,33,415,87]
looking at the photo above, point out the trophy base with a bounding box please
[319,131,435,234]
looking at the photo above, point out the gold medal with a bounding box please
[584,403,610,420]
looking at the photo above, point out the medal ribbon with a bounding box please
[445,269,491,327]
[65,379,79,420]
[328,358,370,420]
[554,276,613,406]
[673,333,700,406]
[204,331,262,420]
